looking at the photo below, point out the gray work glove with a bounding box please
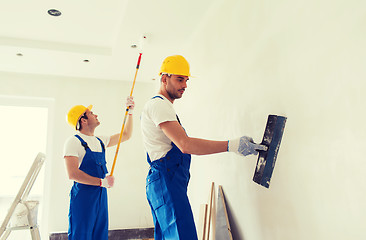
[228,136,268,156]
[100,175,115,188]
[126,96,135,115]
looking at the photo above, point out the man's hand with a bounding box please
[100,175,115,188]
[126,96,135,115]
[228,136,268,156]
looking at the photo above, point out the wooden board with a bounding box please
[204,182,215,240]
[215,186,233,240]
[198,204,208,240]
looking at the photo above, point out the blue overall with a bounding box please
[68,135,109,240]
[145,98,198,240]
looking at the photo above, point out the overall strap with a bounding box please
[152,95,163,100]
[74,135,88,151]
[176,114,181,125]
[74,135,105,152]
[146,153,152,165]
[95,137,105,152]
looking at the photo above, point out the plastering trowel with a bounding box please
[253,115,287,188]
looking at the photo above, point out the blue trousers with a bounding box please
[146,145,198,240]
[68,184,108,240]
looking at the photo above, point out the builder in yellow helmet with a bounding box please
[63,97,134,240]
[141,55,266,239]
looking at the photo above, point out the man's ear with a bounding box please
[80,117,87,126]
[161,74,168,85]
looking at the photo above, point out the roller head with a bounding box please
[253,115,287,188]
[138,35,147,53]
[131,35,148,53]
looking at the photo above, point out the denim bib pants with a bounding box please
[68,135,109,240]
[146,96,198,240]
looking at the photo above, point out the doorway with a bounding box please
[0,95,53,240]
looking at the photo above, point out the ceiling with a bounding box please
[0,0,212,83]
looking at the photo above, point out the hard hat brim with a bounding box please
[79,105,92,120]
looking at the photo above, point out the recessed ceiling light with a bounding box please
[16,53,23,56]
[48,9,61,16]
[83,60,90,63]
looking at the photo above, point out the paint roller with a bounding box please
[253,115,287,188]
[110,35,146,176]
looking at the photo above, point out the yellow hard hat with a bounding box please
[67,105,92,129]
[159,55,190,77]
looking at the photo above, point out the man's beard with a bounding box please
[167,89,182,100]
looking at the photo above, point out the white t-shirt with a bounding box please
[140,94,178,161]
[63,133,111,166]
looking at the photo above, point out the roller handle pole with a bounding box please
[129,53,142,96]
[110,53,142,176]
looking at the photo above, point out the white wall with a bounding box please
[0,72,155,236]
[175,0,366,239]
[1,0,365,239]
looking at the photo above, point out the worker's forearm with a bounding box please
[122,114,133,141]
[178,138,228,155]
[108,115,133,147]
[68,169,101,186]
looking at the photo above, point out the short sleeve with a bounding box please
[63,136,81,158]
[148,98,177,127]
